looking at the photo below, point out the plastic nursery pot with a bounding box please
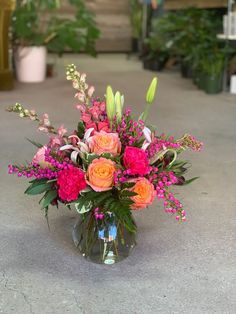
[192,69,200,85]
[180,60,193,79]
[197,72,206,90]
[203,74,223,94]
[132,37,140,53]
[149,59,166,72]
[143,58,151,70]
[14,46,47,83]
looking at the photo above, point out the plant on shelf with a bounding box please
[12,0,100,82]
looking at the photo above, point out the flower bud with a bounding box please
[106,85,115,126]
[115,91,122,123]
[146,77,158,104]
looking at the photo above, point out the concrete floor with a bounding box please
[0,54,235,314]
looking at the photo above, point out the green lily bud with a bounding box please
[106,85,115,127]
[120,95,124,109]
[139,77,158,122]
[115,91,122,123]
[146,77,158,104]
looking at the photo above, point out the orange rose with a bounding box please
[131,178,156,210]
[86,157,116,192]
[87,131,121,156]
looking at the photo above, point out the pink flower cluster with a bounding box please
[117,109,145,146]
[147,135,181,158]
[123,146,150,175]
[57,166,87,202]
[77,100,111,133]
[94,208,104,220]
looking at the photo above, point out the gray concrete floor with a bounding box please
[0,54,235,314]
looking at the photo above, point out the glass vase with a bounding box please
[72,211,136,265]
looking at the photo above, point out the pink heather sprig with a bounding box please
[117,109,145,146]
[177,134,203,152]
[147,135,181,158]
[8,163,59,180]
[154,171,186,221]
[155,171,178,198]
[94,207,105,220]
[164,191,186,221]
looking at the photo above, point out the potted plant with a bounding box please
[143,18,170,71]
[198,49,225,94]
[130,0,143,53]
[12,0,99,83]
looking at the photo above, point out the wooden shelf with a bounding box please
[165,0,228,10]
[217,34,236,40]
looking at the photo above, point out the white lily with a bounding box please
[141,127,152,151]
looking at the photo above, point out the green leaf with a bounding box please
[25,181,53,195]
[182,177,199,185]
[120,190,137,198]
[40,190,57,209]
[26,138,43,148]
[77,121,85,138]
[75,201,93,214]
[121,182,136,189]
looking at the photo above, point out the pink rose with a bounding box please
[33,146,51,169]
[98,121,110,132]
[123,146,149,175]
[87,131,121,156]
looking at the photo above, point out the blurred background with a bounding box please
[1,0,236,94]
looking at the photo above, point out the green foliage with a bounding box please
[12,0,100,56]
[146,7,227,74]
[183,177,199,185]
[130,0,143,38]
[74,189,137,232]
[47,0,100,56]
[25,178,54,195]
[26,138,43,148]
[77,121,85,138]
[40,189,57,209]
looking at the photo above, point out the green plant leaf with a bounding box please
[182,177,199,185]
[40,190,58,209]
[26,138,43,148]
[25,181,53,195]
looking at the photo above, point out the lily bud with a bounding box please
[115,91,122,123]
[120,95,124,109]
[106,85,115,127]
[139,77,158,122]
[146,77,158,104]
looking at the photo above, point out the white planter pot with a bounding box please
[15,46,47,83]
[230,75,236,94]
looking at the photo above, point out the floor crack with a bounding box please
[2,271,35,314]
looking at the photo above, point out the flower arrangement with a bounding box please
[7,64,202,264]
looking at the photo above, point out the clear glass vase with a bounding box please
[72,211,136,265]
